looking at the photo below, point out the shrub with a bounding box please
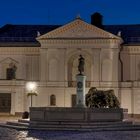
[86,87,120,108]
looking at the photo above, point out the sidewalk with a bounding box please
[0,115,21,124]
[129,118,140,125]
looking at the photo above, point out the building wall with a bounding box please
[0,45,139,117]
[0,29,140,117]
[0,47,40,81]
[121,46,140,82]
[0,47,40,114]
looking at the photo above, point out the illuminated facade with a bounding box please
[0,14,140,117]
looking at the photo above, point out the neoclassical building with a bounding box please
[0,13,140,117]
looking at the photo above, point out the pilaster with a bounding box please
[92,49,101,83]
[40,48,48,82]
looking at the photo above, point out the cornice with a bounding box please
[0,47,39,55]
[122,45,140,54]
[40,38,121,49]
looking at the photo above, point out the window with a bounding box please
[50,95,56,106]
[6,63,17,80]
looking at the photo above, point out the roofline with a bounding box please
[104,24,140,26]
[38,37,122,40]
[123,43,140,46]
[0,42,40,47]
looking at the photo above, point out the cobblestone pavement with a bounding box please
[0,127,140,140]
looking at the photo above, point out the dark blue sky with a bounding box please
[0,0,140,27]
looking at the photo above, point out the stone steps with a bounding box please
[0,122,28,130]
[18,119,29,123]
[29,120,133,126]
[7,121,29,127]
[29,122,138,129]
[3,119,140,131]
[29,126,140,131]
[29,123,140,131]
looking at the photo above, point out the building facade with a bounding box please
[0,13,140,117]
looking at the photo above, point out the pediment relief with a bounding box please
[0,57,19,65]
[37,19,121,40]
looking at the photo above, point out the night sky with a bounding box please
[0,0,140,26]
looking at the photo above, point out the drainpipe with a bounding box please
[119,44,123,82]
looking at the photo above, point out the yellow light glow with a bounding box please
[26,82,37,91]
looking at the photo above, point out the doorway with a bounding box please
[0,93,11,113]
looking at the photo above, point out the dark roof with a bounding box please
[104,25,140,45]
[0,24,60,43]
[0,24,140,45]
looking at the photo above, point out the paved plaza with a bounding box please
[0,127,140,140]
[0,116,140,140]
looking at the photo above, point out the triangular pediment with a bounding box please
[37,18,121,40]
[0,57,19,64]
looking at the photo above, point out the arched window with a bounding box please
[50,94,56,106]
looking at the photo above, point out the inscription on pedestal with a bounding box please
[76,75,86,107]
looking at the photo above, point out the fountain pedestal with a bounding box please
[76,74,86,107]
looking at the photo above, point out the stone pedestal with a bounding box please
[30,107,124,122]
[76,74,86,107]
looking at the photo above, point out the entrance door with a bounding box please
[71,94,76,107]
[0,93,11,113]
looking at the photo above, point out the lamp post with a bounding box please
[26,82,38,107]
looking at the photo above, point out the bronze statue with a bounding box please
[78,55,85,75]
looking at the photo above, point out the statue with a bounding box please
[78,55,85,75]
[76,55,86,107]
[7,63,17,80]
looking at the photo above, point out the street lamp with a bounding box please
[26,82,38,107]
